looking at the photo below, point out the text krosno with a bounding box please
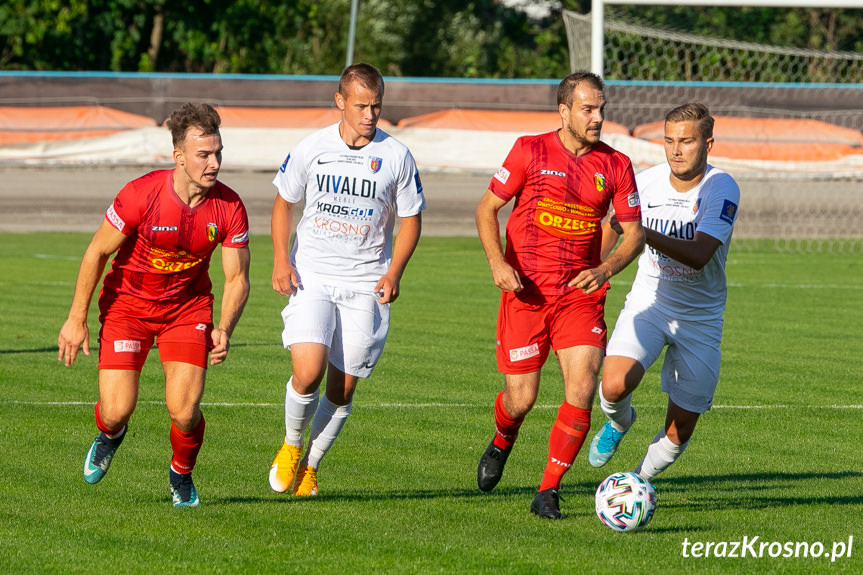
[682,536,853,562]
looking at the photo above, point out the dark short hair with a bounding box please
[165,103,221,148]
[557,71,605,108]
[338,63,385,97]
[665,102,714,140]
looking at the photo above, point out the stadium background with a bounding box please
[2,9,863,573]
[4,72,863,129]
[1,72,862,242]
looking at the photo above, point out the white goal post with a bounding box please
[590,0,863,76]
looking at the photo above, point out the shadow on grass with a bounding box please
[207,470,863,512]
[649,469,863,510]
[0,346,58,354]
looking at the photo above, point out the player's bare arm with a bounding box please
[570,218,645,294]
[210,245,251,365]
[646,229,722,270]
[599,213,624,261]
[375,213,422,304]
[58,220,128,366]
[476,189,523,292]
[271,195,299,296]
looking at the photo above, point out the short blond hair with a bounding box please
[338,63,384,97]
[665,102,714,140]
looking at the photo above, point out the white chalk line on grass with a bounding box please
[727,282,863,290]
[3,400,863,410]
[32,253,81,262]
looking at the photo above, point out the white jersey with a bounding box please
[627,163,740,319]
[273,123,426,289]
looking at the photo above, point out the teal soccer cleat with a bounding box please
[170,469,200,508]
[588,408,636,468]
[83,427,126,484]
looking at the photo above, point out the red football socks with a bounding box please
[539,402,591,491]
[170,415,206,474]
[492,390,524,450]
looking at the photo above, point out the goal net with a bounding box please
[563,9,863,84]
[563,8,863,249]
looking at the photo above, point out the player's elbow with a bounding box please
[687,253,713,270]
[225,272,251,298]
[687,234,721,269]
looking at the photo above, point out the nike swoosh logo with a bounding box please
[646,203,666,208]
[317,159,338,165]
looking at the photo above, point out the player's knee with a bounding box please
[290,364,327,392]
[100,411,131,431]
[599,378,628,402]
[502,390,534,419]
[666,418,698,444]
[602,357,645,394]
[567,380,598,409]
[167,405,201,432]
[290,375,324,395]
[325,386,355,406]
[170,413,198,432]
[98,401,133,430]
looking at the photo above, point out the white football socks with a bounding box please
[306,395,352,469]
[598,381,634,432]
[635,430,688,481]
[284,378,319,447]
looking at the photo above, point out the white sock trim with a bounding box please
[284,379,319,447]
[599,381,633,432]
[306,395,352,469]
[635,430,689,481]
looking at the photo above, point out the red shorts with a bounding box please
[98,292,214,370]
[496,285,608,374]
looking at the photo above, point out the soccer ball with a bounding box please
[595,471,657,532]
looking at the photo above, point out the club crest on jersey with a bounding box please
[594,173,606,192]
[207,223,218,242]
[368,156,382,174]
[692,199,701,214]
[720,199,738,224]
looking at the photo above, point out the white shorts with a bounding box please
[606,300,723,413]
[280,283,390,378]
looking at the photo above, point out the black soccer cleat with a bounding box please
[169,469,200,508]
[530,488,564,519]
[477,439,513,492]
[83,426,127,484]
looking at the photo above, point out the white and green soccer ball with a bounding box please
[595,471,657,532]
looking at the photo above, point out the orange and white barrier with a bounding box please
[1,106,861,176]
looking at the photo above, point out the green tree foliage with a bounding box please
[0,0,571,77]
[0,1,860,79]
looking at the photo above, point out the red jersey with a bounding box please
[489,131,641,297]
[101,170,249,303]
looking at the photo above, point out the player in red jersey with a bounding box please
[475,71,645,519]
[57,103,251,508]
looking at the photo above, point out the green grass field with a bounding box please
[1,233,861,574]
